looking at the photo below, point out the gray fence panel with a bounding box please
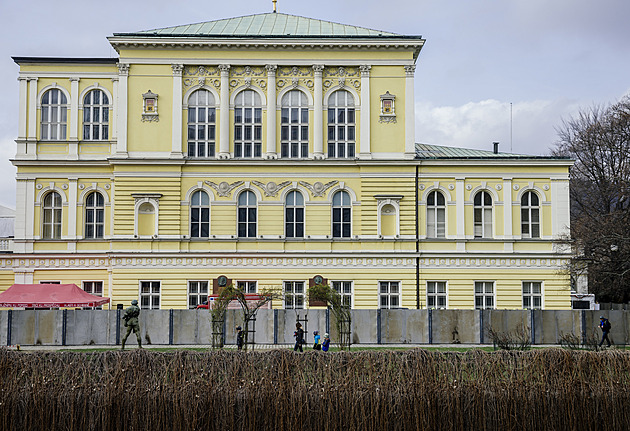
[172,309,212,345]
[351,310,377,344]
[380,309,428,344]
[538,310,581,344]
[254,309,275,345]
[432,310,478,344]
[65,310,114,346]
[9,310,62,346]
[139,310,170,346]
[0,311,7,345]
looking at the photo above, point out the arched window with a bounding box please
[281,90,308,158]
[85,192,104,239]
[187,89,216,157]
[42,191,62,239]
[190,190,210,238]
[238,191,257,237]
[234,90,262,158]
[473,191,493,238]
[521,191,540,238]
[327,90,355,158]
[426,190,446,238]
[332,190,351,238]
[285,191,304,238]
[83,90,109,140]
[41,89,67,140]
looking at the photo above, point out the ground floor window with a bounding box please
[82,281,103,310]
[237,281,257,294]
[140,281,160,309]
[284,281,305,309]
[332,281,353,308]
[379,281,400,309]
[188,281,208,309]
[522,281,542,309]
[427,281,447,309]
[474,281,494,309]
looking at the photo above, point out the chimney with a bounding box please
[493,142,499,154]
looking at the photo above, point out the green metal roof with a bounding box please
[122,13,404,38]
[415,143,569,160]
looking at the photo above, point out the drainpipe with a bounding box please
[415,163,420,309]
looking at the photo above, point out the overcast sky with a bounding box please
[0,0,629,209]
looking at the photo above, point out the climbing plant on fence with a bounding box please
[308,283,352,350]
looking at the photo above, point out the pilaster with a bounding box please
[404,65,416,159]
[27,78,38,140]
[503,178,513,240]
[359,65,371,159]
[18,77,28,140]
[111,77,118,144]
[265,65,278,159]
[68,178,78,240]
[116,63,129,157]
[171,64,184,158]
[456,177,465,239]
[218,64,231,159]
[313,65,324,159]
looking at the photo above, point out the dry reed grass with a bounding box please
[0,348,628,430]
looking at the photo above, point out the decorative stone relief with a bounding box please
[513,184,520,190]
[543,184,550,190]
[419,184,425,190]
[104,184,111,190]
[448,184,455,190]
[78,184,85,190]
[252,181,291,197]
[61,184,68,190]
[204,180,244,197]
[183,66,220,88]
[466,184,473,190]
[278,66,313,77]
[36,184,43,190]
[495,184,502,190]
[298,180,338,197]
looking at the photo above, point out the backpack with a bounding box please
[603,319,611,331]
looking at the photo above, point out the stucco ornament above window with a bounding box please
[379,91,396,124]
[142,90,159,122]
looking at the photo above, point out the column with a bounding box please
[404,65,416,159]
[218,64,231,159]
[27,78,38,140]
[359,65,371,158]
[68,178,78,240]
[503,178,513,239]
[313,65,324,159]
[456,178,465,239]
[69,78,80,159]
[265,64,278,159]
[18,77,28,140]
[116,63,129,157]
[171,64,184,158]
[111,77,118,143]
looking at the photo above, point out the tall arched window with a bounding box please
[426,190,446,238]
[521,191,540,238]
[41,89,67,140]
[238,191,257,238]
[85,191,104,239]
[327,90,355,158]
[42,191,62,239]
[281,90,308,158]
[187,89,216,157]
[285,191,304,238]
[190,190,210,238]
[234,90,262,158]
[474,191,493,238]
[332,190,351,238]
[83,90,109,140]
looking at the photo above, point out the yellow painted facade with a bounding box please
[6,13,573,310]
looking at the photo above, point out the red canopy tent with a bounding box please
[0,284,110,308]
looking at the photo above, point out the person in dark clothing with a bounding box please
[293,322,305,352]
[236,326,245,351]
[322,333,331,352]
[599,316,612,348]
[121,299,141,350]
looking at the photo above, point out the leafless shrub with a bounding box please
[488,325,531,351]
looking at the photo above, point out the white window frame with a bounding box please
[332,190,352,238]
[42,191,62,239]
[473,191,493,238]
[187,89,216,158]
[474,281,495,309]
[84,191,105,239]
[521,191,541,239]
[140,280,161,310]
[522,281,543,309]
[285,190,305,238]
[39,280,61,284]
[234,90,262,158]
[188,280,209,309]
[237,281,258,294]
[427,281,447,309]
[237,190,257,238]
[331,280,353,308]
[283,280,305,309]
[82,280,104,310]
[82,89,109,141]
[426,190,446,238]
[40,88,67,140]
[280,90,309,158]
[379,281,401,309]
[190,190,210,238]
[327,90,355,158]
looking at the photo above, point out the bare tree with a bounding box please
[553,96,630,302]
[307,283,352,350]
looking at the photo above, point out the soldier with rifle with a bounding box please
[121,299,142,350]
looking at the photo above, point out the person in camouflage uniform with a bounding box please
[121,299,142,349]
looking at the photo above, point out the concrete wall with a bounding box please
[1,309,629,347]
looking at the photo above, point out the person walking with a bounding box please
[313,330,321,350]
[121,299,142,350]
[236,325,245,351]
[322,333,331,352]
[599,315,612,348]
[294,322,305,352]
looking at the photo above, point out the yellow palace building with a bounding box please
[7,13,573,310]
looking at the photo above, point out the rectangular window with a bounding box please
[379,281,400,309]
[140,281,160,309]
[284,281,305,309]
[427,281,447,309]
[332,281,353,308]
[82,281,103,310]
[39,280,61,284]
[188,281,209,309]
[237,281,257,294]
[522,281,542,309]
[474,281,494,309]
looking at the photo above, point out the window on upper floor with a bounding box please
[427,190,446,238]
[327,90,355,158]
[187,89,216,157]
[473,191,493,238]
[285,190,304,238]
[41,89,67,140]
[237,190,257,238]
[332,190,351,238]
[42,191,62,239]
[234,90,262,158]
[281,90,309,158]
[521,191,540,238]
[85,191,104,239]
[190,190,210,238]
[83,90,109,140]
